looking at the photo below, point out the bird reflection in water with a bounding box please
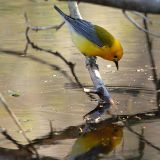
[68,123,123,160]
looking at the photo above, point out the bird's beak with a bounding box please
[114,61,119,70]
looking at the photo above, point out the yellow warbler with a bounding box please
[54,5,123,70]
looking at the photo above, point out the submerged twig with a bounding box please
[125,122,160,151]
[0,93,39,159]
[0,94,31,143]
[0,107,159,158]
[0,128,33,154]
[19,109,160,149]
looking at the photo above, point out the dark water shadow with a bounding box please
[0,122,123,160]
[27,109,160,148]
[1,108,160,159]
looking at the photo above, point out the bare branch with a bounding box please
[0,128,33,154]
[123,10,160,38]
[67,2,114,120]
[23,23,95,100]
[125,122,160,151]
[60,0,160,14]
[131,12,151,23]
[0,94,30,143]
[0,93,39,158]
[24,12,65,31]
[142,14,160,109]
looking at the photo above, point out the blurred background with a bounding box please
[0,0,160,159]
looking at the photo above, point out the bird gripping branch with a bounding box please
[54,5,123,70]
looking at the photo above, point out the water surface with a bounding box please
[0,0,160,159]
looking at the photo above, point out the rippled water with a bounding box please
[0,0,160,159]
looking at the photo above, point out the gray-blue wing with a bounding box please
[54,5,103,47]
[65,17,104,47]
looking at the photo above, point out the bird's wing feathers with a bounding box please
[94,25,114,48]
[65,17,104,47]
[54,5,114,48]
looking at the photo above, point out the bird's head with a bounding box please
[103,39,123,70]
[111,40,123,70]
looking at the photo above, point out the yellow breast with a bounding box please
[71,31,111,57]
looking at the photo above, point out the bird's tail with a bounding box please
[54,5,67,19]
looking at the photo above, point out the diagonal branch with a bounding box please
[0,128,33,154]
[67,1,114,120]
[24,14,95,100]
[125,122,160,151]
[0,93,39,159]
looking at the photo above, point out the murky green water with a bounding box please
[0,0,160,159]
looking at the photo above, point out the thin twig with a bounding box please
[142,13,160,110]
[123,10,160,38]
[124,122,160,151]
[24,12,65,31]
[24,23,95,100]
[0,93,39,159]
[24,27,29,54]
[131,12,151,23]
[138,127,145,159]
[0,128,33,154]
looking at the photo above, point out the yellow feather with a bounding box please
[71,28,123,62]
[54,5,123,69]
